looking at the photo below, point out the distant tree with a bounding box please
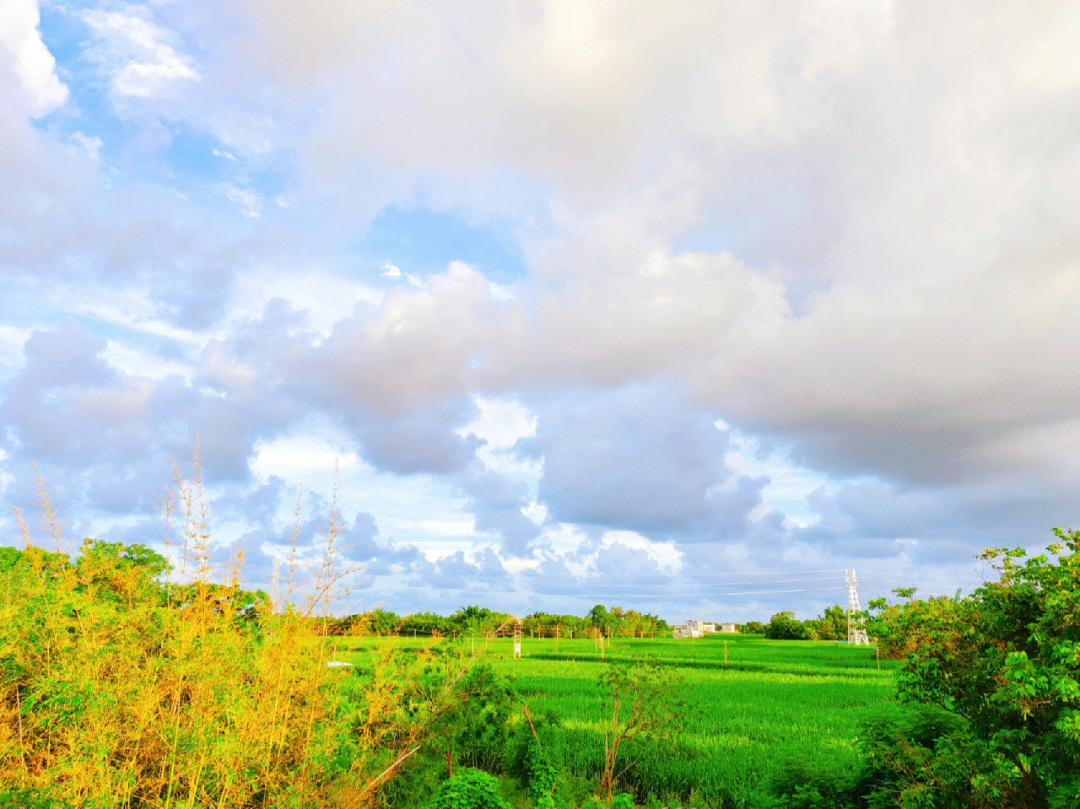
[764,611,809,640]
[588,604,615,637]
[402,611,453,636]
[807,605,848,641]
[621,609,643,637]
[371,608,402,635]
[740,620,766,634]
[450,605,502,636]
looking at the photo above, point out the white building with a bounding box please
[673,619,718,638]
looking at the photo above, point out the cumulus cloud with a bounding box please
[303,261,497,414]
[0,0,68,116]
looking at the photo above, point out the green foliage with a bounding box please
[0,533,508,808]
[764,612,809,640]
[432,662,520,774]
[866,592,962,660]
[0,791,76,809]
[802,606,848,641]
[589,605,612,632]
[860,528,1080,808]
[426,768,510,809]
[763,606,849,642]
[452,605,507,636]
[596,661,682,801]
[524,737,558,804]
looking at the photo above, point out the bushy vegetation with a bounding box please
[861,530,1080,808]
[0,465,530,808]
[775,528,1080,809]
[763,606,847,641]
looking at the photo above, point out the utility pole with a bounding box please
[846,569,870,645]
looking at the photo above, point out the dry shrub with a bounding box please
[0,460,479,808]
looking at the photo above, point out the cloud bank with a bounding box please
[2,1,1078,620]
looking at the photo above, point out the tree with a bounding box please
[867,591,962,660]
[451,605,501,636]
[863,529,1080,808]
[589,604,614,637]
[596,662,681,801]
[765,611,809,640]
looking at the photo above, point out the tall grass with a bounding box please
[0,460,484,808]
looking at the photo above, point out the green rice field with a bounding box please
[333,633,900,807]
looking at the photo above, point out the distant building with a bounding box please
[718,623,737,633]
[673,619,718,638]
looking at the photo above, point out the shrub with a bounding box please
[426,768,510,809]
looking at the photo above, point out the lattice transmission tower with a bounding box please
[846,568,870,645]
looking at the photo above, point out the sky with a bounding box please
[2,1,1079,623]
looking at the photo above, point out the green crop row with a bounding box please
[335,634,896,807]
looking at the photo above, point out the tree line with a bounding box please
[329,603,671,639]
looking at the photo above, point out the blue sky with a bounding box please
[2,1,1079,622]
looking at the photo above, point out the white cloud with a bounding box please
[228,265,382,340]
[459,395,536,449]
[68,132,103,160]
[0,0,68,116]
[379,260,422,286]
[83,9,199,102]
[0,325,30,376]
[219,182,262,218]
[521,501,547,525]
[599,530,682,576]
[249,433,368,490]
[103,340,193,383]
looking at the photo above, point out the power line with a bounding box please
[532,585,848,599]
[560,575,842,589]
[857,572,982,584]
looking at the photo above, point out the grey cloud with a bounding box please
[455,458,537,556]
[302,263,495,415]
[411,548,510,593]
[355,400,479,475]
[798,474,1077,565]
[526,384,766,539]
[0,321,293,520]
[589,541,672,588]
[339,510,379,563]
